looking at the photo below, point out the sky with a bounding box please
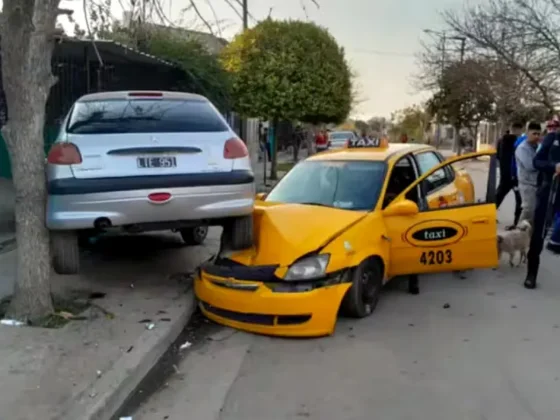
[58,0,464,120]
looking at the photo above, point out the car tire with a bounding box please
[180,226,209,245]
[51,231,80,275]
[340,257,384,318]
[222,215,254,251]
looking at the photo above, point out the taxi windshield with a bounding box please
[265,160,386,211]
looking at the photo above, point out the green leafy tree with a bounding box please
[426,59,495,145]
[221,18,352,179]
[145,30,232,111]
[389,105,430,142]
[353,120,369,133]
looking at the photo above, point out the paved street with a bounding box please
[131,162,560,420]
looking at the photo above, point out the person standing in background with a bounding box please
[514,122,542,223]
[496,122,524,230]
[524,121,560,289]
[545,120,560,254]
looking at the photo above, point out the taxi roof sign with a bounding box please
[346,137,388,149]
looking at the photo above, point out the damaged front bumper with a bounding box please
[194,259,351,337]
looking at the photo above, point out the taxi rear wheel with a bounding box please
[340,258,383,318]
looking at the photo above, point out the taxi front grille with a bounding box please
[200,302,311,326]
[202,258,279,282]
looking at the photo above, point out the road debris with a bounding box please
[1,319,25,326]
[146,323,155,330]
[179,341,192,350]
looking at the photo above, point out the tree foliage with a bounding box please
[143,30,232,110]
[438,0,560,114]
[221,18,352,124]
[426,59,495,129]
[389,105,431,142]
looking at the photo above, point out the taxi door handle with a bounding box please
[471,217,489,224]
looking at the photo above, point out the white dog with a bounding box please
[497,219,532,267]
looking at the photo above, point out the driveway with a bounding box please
[132,163,560,420]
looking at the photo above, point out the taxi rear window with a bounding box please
[265,160,386,211]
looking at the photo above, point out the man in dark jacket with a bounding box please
[496,122,524,229]
[524,126,560,289]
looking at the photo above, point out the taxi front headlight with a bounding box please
[284,254,330,281]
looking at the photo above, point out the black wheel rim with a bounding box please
[361,270,380,306]
[194,226,208,241]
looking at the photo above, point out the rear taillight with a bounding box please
[47,143,82,165]
[223,137,248,159]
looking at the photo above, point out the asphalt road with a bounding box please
[131,162,560,420]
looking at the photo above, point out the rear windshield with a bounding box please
[265,160,386,211]
[330,132,353,140]
[66,98,229,134]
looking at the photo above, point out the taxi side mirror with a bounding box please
[255,192,267,201]
[383,199,419,217]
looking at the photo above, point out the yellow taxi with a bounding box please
[195,138,499,337]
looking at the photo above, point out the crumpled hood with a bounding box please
[232,203,366,267]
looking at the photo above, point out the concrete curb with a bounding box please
[55,290,196,420]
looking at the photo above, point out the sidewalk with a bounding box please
[0,230,220,420]
[254,150,296,192]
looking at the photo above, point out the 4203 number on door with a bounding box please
[420,249,452,265]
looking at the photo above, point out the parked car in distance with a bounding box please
[328,131,357,149]
[46,91,255,275]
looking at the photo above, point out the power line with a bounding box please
[350,48,415,57]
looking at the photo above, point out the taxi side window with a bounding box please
[415,151,453,193]
[383,156,419,208]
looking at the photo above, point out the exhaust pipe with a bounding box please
[94,217,111,230]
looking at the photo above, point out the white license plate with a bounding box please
[137,156,177,168]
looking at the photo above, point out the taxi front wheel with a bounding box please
[340,258,383,318]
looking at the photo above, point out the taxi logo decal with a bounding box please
[404,219,466,248]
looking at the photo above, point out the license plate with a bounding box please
[137,156,177,168]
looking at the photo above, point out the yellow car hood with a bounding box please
[231,202,367,267]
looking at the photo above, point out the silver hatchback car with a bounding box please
[46,91,255,274]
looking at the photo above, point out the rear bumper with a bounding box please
[47,174,255,230]
[48,170,254,195]
[194,269,350,337]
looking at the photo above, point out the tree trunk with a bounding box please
[269,119,278,180]
[1,0,61,321]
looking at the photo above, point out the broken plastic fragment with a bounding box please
[119,417,133,420]
[179,341,192,350]
[1,319,25,326]
[145,323,155,330]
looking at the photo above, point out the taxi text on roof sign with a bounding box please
[346,137,388,148]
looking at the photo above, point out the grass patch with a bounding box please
[277,162,295,172]
[0,293,92,328]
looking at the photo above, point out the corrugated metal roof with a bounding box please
[54,37,178,68]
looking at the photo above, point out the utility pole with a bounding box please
[459,37,466,63]
[242,0,248,30]
[239,0,248,142]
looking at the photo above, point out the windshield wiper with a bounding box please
[298,201,332,208]
[68,116,159,133]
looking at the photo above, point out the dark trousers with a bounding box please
[527,185,551,276]
[496,175,522,226]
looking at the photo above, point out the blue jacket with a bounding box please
[533,131,560,210]
[511,134,526,178]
